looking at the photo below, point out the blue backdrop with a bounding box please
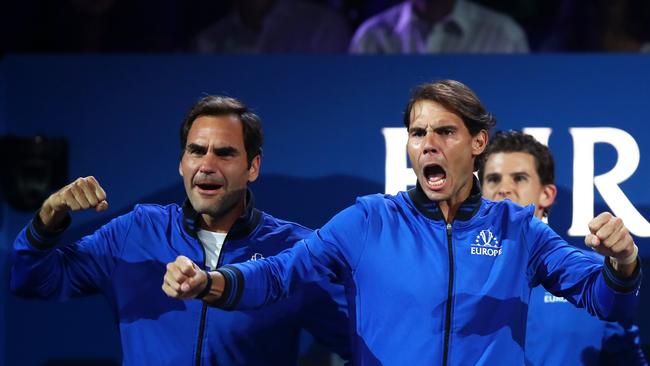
[1,55,649,365]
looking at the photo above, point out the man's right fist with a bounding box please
[39,176,108,228]
[162,255,209,300]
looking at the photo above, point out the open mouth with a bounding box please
[423,164,446,189]
[195,183,223,193]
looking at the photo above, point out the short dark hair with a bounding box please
[403,80,497,170]
[179,95,263,168]
[478,130,555,216]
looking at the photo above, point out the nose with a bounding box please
[198,153,218,174]
[496,182,514,199]
[422,129,439,155]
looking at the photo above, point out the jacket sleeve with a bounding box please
[10,210,134,300]
[212,200,370,311]
[526,216,641,323]
[296,279,352,360]
[600,322,648,365]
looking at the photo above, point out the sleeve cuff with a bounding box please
[208,265,244,310]
[26,211,71,250]
[602,256,642,293]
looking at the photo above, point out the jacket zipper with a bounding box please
[194,302,209,366]
[442,223,454,366]
[194,236,228,366]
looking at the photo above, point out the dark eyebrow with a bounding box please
[213,146,239,156]
[186,143,207,153]
[434,125,457,132]
[511,171,530,177]
[484,173,501,180]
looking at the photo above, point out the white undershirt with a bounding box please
[196,230,227,270]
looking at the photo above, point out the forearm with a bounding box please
[592,257,642,323]
[202,270,226,304]
[206,243,333,310]
[38,204,69,230]
[11,224,67,299]
[12,208,122,300]
[609,244,639,278]
[204,261,283,311]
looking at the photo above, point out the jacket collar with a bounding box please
[181,188,261,241]
[408,175,482,222]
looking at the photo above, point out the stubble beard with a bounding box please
[193,188,247,220]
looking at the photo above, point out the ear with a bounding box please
[471,129,488,157]
[537,183,557,211]
[247,155,261,183]
[178,160,183,177]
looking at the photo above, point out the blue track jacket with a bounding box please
[213,181,641,365]
[11,192,350,365]
[525,250,646,366]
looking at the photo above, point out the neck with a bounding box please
[200,198,246,233]
[438,176,473,222]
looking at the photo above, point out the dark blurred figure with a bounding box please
[540,0,650,52]
[349,0,528,53]
[3,0,183,52]
[192,0,352,53]
[473,0,561,52]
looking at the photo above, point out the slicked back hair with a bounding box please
[179,95,263,168]
[403,80,497,170]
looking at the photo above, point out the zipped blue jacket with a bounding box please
[214,181,641,365]
[525,249,646,366]
[10,192,350,366]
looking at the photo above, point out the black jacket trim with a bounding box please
[602,256,642,293]
[181,188,261,240]
[26,211,72,250]
[407,176,482,222]
[210,265,244,310]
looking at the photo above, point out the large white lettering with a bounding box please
[382,127,415,195]
[382,126,648,238]
[522,127,552,146]
[569,128,649,237]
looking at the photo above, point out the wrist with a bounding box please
[202,271,226,304]
[195,270,213,299]
[611,244,639,266]
[38,203,68,231]
[609,245,639,278]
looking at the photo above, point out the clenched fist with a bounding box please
[39,176,108,229]
[585,212,638,276]
[162,256,210,300]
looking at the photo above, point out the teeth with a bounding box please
[427,177,446,189]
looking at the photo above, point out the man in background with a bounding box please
[480,130,646,365]
[349,0,528,53]
[164,80,641,365]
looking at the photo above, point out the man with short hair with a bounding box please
[479,130,646,365]
[11,95,349,365]
[349,0,529,54]
[164,80,641,365]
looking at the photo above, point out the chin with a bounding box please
[422,188,448,202]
